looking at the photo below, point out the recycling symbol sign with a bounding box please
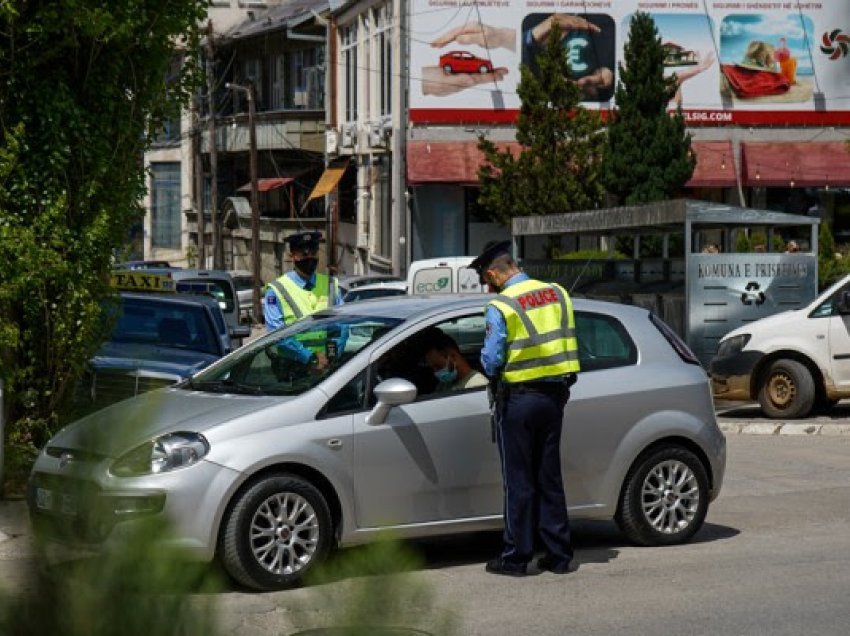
[741,281,766,306]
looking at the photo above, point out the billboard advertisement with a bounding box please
[409,1,850,125]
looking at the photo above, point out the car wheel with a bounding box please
[220,474,332,591]
[758,359,815,419]
[616,446,709,547]
[479,65,490,73]
[443,64,453,74]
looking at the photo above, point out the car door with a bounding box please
[824,284,850,390]
[351,312,501,529]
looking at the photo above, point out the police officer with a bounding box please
[263,231,343,370]
[470,240,580,577]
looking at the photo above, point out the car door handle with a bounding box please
[327,439,343,449]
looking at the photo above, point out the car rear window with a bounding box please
[176,279,235,313]
[574,311,638,372]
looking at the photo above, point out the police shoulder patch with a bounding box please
[266,294,277,305]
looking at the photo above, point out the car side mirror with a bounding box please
[230,325,251,339]
[365,378,417,426]
[837,291,850,315]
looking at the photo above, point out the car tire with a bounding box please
[479,65,489,73]
[220,474,332,591]
[758,359,815,419]
[616,446,709,547]
[443,64,453,74]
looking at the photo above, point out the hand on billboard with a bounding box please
[670,51,715,106]
[431,22,516,52]
[531,14,601,44]
[576,67,614,99]
[421,65,509,97]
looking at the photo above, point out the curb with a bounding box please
[718,421,850,436]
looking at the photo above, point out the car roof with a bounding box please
[317,293,650,322]
[140,268,235,281]
[119,291,221,309]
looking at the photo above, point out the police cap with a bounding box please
[468,240,512,281]
[285,231,322,252]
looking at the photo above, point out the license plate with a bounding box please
[36,487,77,516]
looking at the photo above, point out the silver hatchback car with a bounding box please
[29,295,726,590]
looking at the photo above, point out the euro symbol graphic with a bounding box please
[566,37,589,73]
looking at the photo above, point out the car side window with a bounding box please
[575,311,638,372]
[810,285,850,318]
[370,314,487,404]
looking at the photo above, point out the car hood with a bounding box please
[92,342,219,378]
[724,308,801,341]
[47,388,284,458]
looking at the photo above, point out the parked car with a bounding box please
[30,295,725,591]
[711,272,850,419]
[440,50,494,74]
[338,274,404,296]
[342,280,407,302]
[72,292,229,417]
[229,269,261,322]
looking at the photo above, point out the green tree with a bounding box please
[0,0,207,487]
[602,11,695,204]
[477,27,607,227]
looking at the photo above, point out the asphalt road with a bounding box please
[2,435,850,635]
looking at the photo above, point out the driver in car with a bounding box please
[421,329,488,393]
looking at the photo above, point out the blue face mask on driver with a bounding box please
[434,360,458,384]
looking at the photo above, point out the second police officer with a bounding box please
[263,231,344,372]
[469,240,581,577]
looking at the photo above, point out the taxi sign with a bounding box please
[111,270,175,292]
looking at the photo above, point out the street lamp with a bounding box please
[226,80,261,323]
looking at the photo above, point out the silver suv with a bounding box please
[29,295,726,590]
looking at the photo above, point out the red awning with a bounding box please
[741,142,850,187]
[237,177,294,192]
[685,141,737,188]
[406,140,519,184]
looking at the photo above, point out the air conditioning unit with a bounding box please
[368,116,393,149]
[339,123,356,149]
[325,130,339,154]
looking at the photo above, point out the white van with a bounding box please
[406,257,486,295]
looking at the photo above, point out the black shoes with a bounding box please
[536,555,579,574]
[485,558,531,577]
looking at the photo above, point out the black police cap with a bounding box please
[285,231,322,252]
[468,240,512,276]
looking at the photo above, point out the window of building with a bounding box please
[370,156,392,258]
[371,4,393,117]
[150,163,182,249]
[341,23,359,122]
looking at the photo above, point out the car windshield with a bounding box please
[231,275,254,292]
[188,314,404,396]
[111,298,220,355]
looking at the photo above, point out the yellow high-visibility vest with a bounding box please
[266,273,336,353]
[488,278,580,383]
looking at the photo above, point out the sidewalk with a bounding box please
[717,403,850,436]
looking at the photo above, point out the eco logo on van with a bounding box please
[416,276,450,293]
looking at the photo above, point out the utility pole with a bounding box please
[227,80,261,321]
[193,122,206,267]
[205,20,222,270]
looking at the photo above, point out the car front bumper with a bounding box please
[28,455,241,561]
[709,350,764,401]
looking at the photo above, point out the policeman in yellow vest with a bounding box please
[470,240,580,577]
[263,231,343,370]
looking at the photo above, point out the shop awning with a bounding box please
[741,142,850,187]
[307,158,350,201]
[237,177,293,192]
[406,140,519,184]
[685,141,737,188]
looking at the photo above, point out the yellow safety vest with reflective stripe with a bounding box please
[488,279,580,384]
[266,273,336,353]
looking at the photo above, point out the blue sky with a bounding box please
[720,13,815,76]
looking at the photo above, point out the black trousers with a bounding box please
[496,385,573,568]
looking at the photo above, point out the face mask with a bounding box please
[434,359,458,384]
[296,258,318,277]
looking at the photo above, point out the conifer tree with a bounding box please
[602,12,695,204]
[477,28,607,225]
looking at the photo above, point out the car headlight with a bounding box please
[111,432,210,477]
[717,334,751,358]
